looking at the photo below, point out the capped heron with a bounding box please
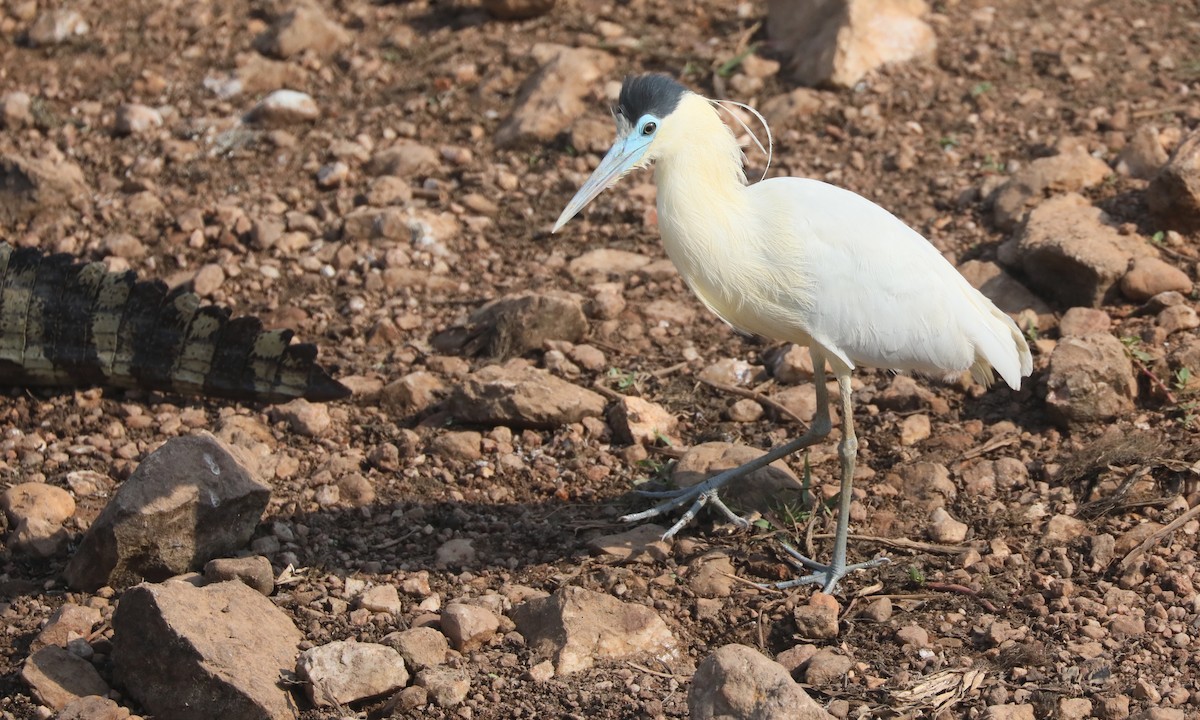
[553,74,1032,593]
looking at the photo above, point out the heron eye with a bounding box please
[642,121,657,136]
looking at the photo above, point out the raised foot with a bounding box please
[767,542,890,595]
[620,476,751,540]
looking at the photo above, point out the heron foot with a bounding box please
[620,478,751,540]
[767,542,890,595]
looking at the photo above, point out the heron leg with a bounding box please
[768,373,889,594]
[622,350,833,540]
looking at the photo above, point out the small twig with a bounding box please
[651,361,690,378]
[1118,502,1200,571]
[590,381,624,401]
[627,661,692,681]
[924,582,1000,612]
[958,435,1019,462]
[698,377,809,429]
[1130,355,1177,404]
[1131,104,1192,119]
[807,533,966,555]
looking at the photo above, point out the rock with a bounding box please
[1044,514,1087,544]
[112,580,301,720]
[381,371,446,413]
[297,640,408,707]
[482,0,556,20]
[689,644,834,720]
[608,396,679,446]
[862,596,893,622]
[459,293,588,359]
[56,695,130,720]
[767,0,936,88]
[672,442,803,512]
[256,5,350,58]
[793,592,840,639]
[802,648,853,685]
[382,627,448,670]
[271,398,330,436]
[992,149,1113,231]
[899,414,931,445]
[114,103,163,135]
[360,584,402,614]
[441,603,501,652]
[1045,333,1137,426]
[247,90,320,126]
[65,435,271,591]
[928,507,969,543]
[1011,194,1148,307]
[1,482,75,557]
[495,44,616,148]
[769,344,815,383]
[316,161,349,188]
[773,384,839,425]
[957,260,1053,318]
[587,524,671,563]
[367,141,440,177]
[1120,257,1192,301]
[192,263,225,296]
[1095,695,1130,719]
[699,358,759,386]
[1,91,32,129]
[21,646,110,710]
[434,538,477,569]
[445,364,607,429]
[431,430,482,462]
[1117,125,1170,179]
[0,153,91,228]
[32,603,103,652]
[568,248,652,278]
[727,398,765,422]
[895,624,929,647]
[416,667,471,708]
[689,553,736,598]
[1059,307,1111,337]
[760,88,826,130]
[1148,129,1200,231]
[26,9,89,46]
[1058,698,1093,720]
[1157,304,1200,335]
[203,556,274,595]
[983,704,1035,720]
[898,461,956,505]
[511,586,680,675]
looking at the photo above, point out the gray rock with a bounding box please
[247,90,320,126]
[382,627,449,670]
[455,293,588,359]
[672,442,804,514]
[416,667,471,708]
[255,5,350,58]
[297,640,408,707]
[203,556,275,595]
[1148,129,1200,232]
[1046,333,1137,426]
[112,580,301,720]
[441,603,501,652]
[689,644,833,720]
[32,603,102,652]
[767,0,936,88]
[0,153,91,228]
[21,646,110,711]
[445,365,607,429]
[1010,193,1148,307]
[65,434,271,591]
[992,149,1112,231]
[495,44,616,148]
[511,586,680,675]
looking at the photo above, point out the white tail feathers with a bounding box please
[966,292,1033,390]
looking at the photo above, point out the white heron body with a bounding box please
[653,93,1030,388]
[553,75,1032,593]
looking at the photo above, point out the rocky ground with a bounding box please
[1,0,1200,718]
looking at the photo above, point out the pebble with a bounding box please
[316,161,349,188]
[895,624,929,647]
[203,556,274,596]
[431,430,483,462]
[983,704,1035,720]
[192,263,225,296]
[416,667,471,708]
[114,103,163,135]
[793,592,840,639]
[899,414,931,445]
[1,91,32,128]
[928,507,969,543]
[248,90,320,126]
[441,603,501,651]
[608,395,678,446]
[272,398,331,437]
[257,4,350,58]
[802,648,853,686]
[297,640,409,707]
[1120,256,1192,301]
[27,9,89,46]
[435,538,477,567]
[382,627,448,670]
[727,398,764,422]
[862,596,893,622]
[1059,307,1111,337]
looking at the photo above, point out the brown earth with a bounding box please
[1,0,1199,718]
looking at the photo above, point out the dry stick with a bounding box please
[807,533,966,555]
[958,434,1019,462]
[923,582,1000,612]
[1130,355,1177,404]
[651,361,690,378]
[1131,104,1192,119]
[698,376,810,429]
[627,661,692,681]
[1118,502,1200,571]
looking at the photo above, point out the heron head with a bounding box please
[552,74,687,232]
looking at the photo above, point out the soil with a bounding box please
[1,0,1199,718]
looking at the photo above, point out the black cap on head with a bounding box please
[616,74,687,127]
